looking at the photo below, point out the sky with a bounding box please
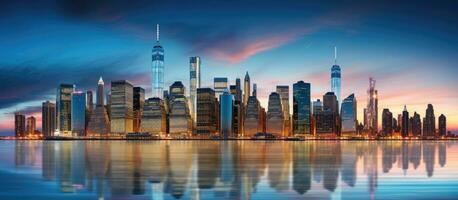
[1,0,458,135]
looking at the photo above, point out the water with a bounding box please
[1,141,457,200]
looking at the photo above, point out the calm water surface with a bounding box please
[1,141,457,200]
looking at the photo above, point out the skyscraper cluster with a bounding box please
[13,25,450,139]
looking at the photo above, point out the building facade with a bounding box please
[214,77,228,101]
[57,84,75,134]
[424,104,436,137]
[341,94,357,135]
[293,81,311,135]
[141,98,167,135]
[244,96,260,137]
[71,91,86,136]
[365,78,378,136]
[87,77,110,135]
[266,92,284,137]
[382,108,393,137]
[243,72,250,106]
[42,101,56,137]
[196,88,218,135]
[439,114,446,136]
[15,113,26,137]
[133,87,145,132]
[220,92,234,139]
[110,80,134,134]
[276,85,290,136]
[189,56,201,123]
[26,116,36,135]
[401,106,409,137]
[151,24,165,99]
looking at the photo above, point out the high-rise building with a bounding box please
[439,114,446,137]
[381,108,393,137]
[220,92,234,139]
[42,101,56,137]
[314,109,335,135]
[133,87,145,132]
[341,94,357,135]
[214,77,228,100]
[151,24,164,99]
[252,83,257,97]
[312,99,323,114]
[86,91,94,112]
[276,85,290,136]
[169,81,185,98]
[14,112,26,137]
[424,104,436,137]
[244,96,261,137]
[230,79,243,137]
[266,92,284,137]
[169,94,192,137]
[323,92,339,115]
[412,112,422,137]
[293,81,311,135]
[331,46,342,106]
[110,80,134,134]
[401,105,409,138]
[365,78,378,136]
[71,91,86,136]
[57,84,75,134]
[141,98,167,136]
[87,77,110,135]
[243,72,250,106]
[189,56,201,123]
[322,92,339,136]
[196,88,218,135]
[26,116,36,135]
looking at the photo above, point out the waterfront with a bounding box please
[1,141,458,200]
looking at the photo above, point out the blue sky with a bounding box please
[1,0,458,135]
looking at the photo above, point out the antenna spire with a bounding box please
[334,46,337,65]
[156,24,160,43]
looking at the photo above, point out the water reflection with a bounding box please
[11,141,457,199]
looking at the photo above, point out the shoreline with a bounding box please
[3,138,457,141]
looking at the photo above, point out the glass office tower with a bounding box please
[71,91,86,136]
[152,24,164,99]
[293,81,311,135]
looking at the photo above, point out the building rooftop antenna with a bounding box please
[334,46,337,65]
[156,24,160,43]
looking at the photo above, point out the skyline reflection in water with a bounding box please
[4,141,458,200]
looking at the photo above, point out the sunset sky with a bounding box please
[1,0,458,135]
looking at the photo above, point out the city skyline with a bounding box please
[1,1,458,135]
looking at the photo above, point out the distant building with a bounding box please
[71,91,86,136]
[141,98,167,136]
[189,56,201,123]
[314,109,335,135]
[14,112,26,137]
[382,109,393,137]
[312,99,323,114]
[412,112,422,137]
[341,94,357,135]
[331,46,342,107]
[293,81,311,135]
[133,87,145,132]
[87,77,110,135]
[26,116,36,135]
[401,105,409,137]
[214,77,228,101]
[244,96,261,137]
[439,114,446,137]
[86,91,94,112]
[230,78,243,137]
[266,92,284,137]
[220,92,234,139]
[196,88,218,135]
[365,78,378,136]
[423,104,436,137]
[243,72,250,106]
[57,84,75,134]
[276,85,290,136]
[252,83,257,97]
[110,80,134,134]
[169,81,185,98]
[42,101,56,137]
[169,94,192,137]
[151,24,164,99]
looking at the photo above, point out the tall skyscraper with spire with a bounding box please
[331,46,341,106]
[243,71,250,106]
[87,77,110,135]
[152,24,165,99]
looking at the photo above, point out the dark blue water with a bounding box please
[0,141,457,200]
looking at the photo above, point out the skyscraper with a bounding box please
[341,94,357,135]
[365,78,378,136]
[382,108,393,137]
[56,84,75,134]
[293,81,311,135]
[252,83,257,97]
[412,112,422,137]
[220,92,234,139]
[323,92,339,115]
[110,80,134,134]
[71,91,86,136]
[244,96,261,137]
[42,101,55,137]
[243,71,250,106]
[141,98,167,136]
[402,105,409,138]
[276,86,290,136]
[133,87,145,132]
[151,24,164,99]
[196,88,218,135]
[169,94,192,137]
[87,77,110,135]
[86,91,94,112]
[14,112,26,137]
[189,56,201,122]
[266,92,284,137]
[331,46,341,106]
[439,114,446,137]
[312,99,323,114]
[169,81,185,98]
[424,104,436,137]
[26,116,36,135]
[214,77,228,100]
[231,79,243,137]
